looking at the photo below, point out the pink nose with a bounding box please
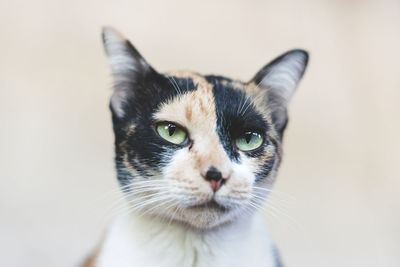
[202,166,230,192]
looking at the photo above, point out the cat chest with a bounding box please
[96,215,276,267]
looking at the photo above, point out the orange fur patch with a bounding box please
[155,72,232,177]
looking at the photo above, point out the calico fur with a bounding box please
[86,26,308,267]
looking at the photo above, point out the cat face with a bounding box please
[102,27,308,229]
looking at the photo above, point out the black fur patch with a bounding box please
[255,155,276,181]
[206,75,269,162]
[113,73,197,183]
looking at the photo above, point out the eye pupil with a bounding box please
[245,133,252,143]
[156,122,187,145]
[168,124,176,136]
[235,131,263,152]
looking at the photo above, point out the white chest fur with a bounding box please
[96,213,277,267]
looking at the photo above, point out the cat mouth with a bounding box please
[187,199,229,212]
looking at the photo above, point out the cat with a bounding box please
[83,26,308,267]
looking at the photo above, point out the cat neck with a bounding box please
[97,212,277,267]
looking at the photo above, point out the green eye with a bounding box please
[156,122,187,145]
[235,132,264,151]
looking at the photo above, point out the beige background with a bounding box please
[1,0,399,266]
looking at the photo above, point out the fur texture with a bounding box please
[96,213,276,267]
[88,26,308,267]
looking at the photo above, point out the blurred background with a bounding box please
[1,0,399,266]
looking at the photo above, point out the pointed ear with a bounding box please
[251,49,309,135]
[102,26,157,118]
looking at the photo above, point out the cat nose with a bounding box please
[203,166,229,192]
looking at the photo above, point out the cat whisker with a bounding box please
[252,186,296,200]
[125,186,171,195]
[112,194,174,219]
[126,193,175,212]
[124,191,171,208]
[167,76,182,96]
[102,190,171,220]
[123,196,178,220]
[251,190,294,209]
[263,205,303,232]
[248,195,302,232]
[247,200,283,223]
[165,203,183,227]
[97,184,169,213]
[135,197,177,217]
[106,186,169,209]
[250,191,295,217]
[126,191,172,207]
[125,179,169,186]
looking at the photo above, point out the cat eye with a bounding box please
[156,122,188,145]
[235,132,264,151]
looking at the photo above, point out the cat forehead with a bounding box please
[154,71,217,132]
[156,71,271,129]
[165,70,248,93]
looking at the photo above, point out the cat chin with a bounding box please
[159,202,241,229]
[186,199,229,212]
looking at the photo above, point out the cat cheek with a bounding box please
[220,162,255,195]
[162,149,213,196]
[236,155,260,183]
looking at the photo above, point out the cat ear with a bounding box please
[250,49,309,135]
[102,26,157,118]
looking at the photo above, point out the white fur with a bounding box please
[97,213,276,267]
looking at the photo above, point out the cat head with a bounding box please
[102,27,308,229]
